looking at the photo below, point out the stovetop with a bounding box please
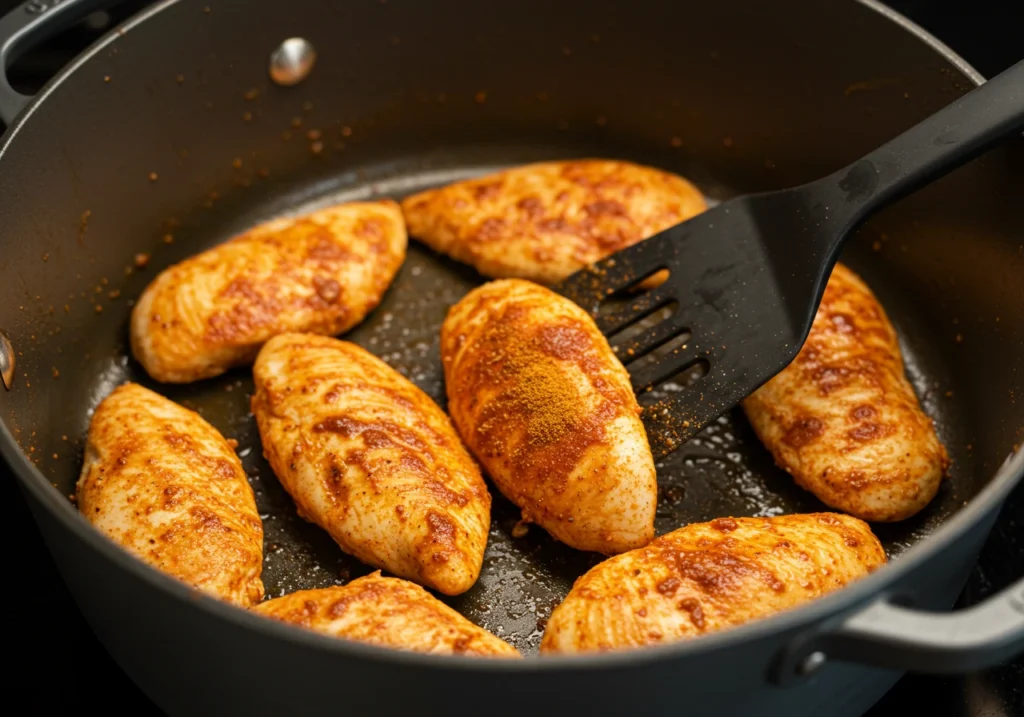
[2,0,1021,714]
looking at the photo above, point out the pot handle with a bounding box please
[0,0,119,126]
[772,577,1024,683]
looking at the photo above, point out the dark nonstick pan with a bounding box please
[1,0,1022,714]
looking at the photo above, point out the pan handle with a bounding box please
[772,577,1024,683]
[0,0,120,126]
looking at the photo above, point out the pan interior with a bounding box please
[41,142,971,655]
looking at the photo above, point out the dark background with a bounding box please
[1,0,1021,713]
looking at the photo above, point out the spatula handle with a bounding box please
[824,57,1024,239]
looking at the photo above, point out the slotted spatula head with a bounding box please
[556,191,822,459]
[555,57,1024,459]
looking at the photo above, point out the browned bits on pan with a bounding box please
[474,91,487,104]
[291,116,302,128]
[103,75,111,83]
[51,367,59,379]
[341,125,353,137]
[562,47,572,57]
[148,172,158,182]
[94,305,103,313]
[670,136,682,148]
[596,116,607,127]
[243,111,253,121]
[175,74,185,84]
[108,289,121,299]
[134,253,150,269]
[511,520,530,538]
[258,167,270,178]
[232,158,243,169]
[244,88,260,100]
[306,129,322,141]
[723,137,734,148]
[303,101,314,112]
[163,233,174,244]
[42,252,49,262]
[310,141,324,155]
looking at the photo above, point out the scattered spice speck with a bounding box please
[310,140,324,155]
[244,88,259,100]
[723,137,734,147]
[670,136,682,148]
[51,368,59,379]
[306,129,321,141]
[148,171,158,181]
[175,74,185,84]
[134,253,150,268]
[341,125,353,137]
[242,111,253,121]
[474,91,487,104]
[103,75,111,83]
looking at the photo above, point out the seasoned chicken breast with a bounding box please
[402,159,706,285]
[541,513,885,654]
[742,263,949,522]
[252,572,520,657]
[131,200,406,383]
[441,279,657,554]
[77,382,264,607]
[252,333,491,595]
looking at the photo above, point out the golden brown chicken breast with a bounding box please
[252,333,491,595]
[131,200,406,383]
[441,279,657,555]
[402,159,706,285]
[742,263,949,522]
[541,513,885,654]
[77,382,264,607]
[252,572,520,657]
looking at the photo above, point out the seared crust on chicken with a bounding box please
[402,159,706,285]
[77,383,264,607]
[541,513,885,654]
[742,263,949,522]
[252,572,521,657]
[131,200,406,383]
[441,279,657,554]
[251,333,490,595]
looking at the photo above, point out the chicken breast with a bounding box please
[77,382,264,607]
[252,572,520,657]
[441,279,657,554]
[742,263,949,522]
[541,513,885,654]
[131,200,406,383]
[252,333,491,595]
[402,159,706,285]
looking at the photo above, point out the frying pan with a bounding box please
[1,0,1022,714]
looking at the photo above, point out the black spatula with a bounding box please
[556,59,1024,460]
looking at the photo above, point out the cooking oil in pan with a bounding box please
[67,155,966,655]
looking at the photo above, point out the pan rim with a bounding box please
[0,0,1021,674]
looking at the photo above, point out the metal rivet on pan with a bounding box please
[798,651,827,676]
[0,329,14,390]
[269,38,317,86]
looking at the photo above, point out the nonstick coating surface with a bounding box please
[55,142,970,656]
